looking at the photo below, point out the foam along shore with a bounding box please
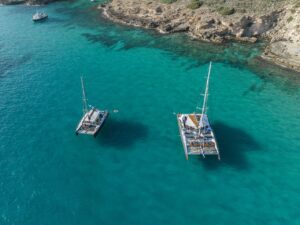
[100,0,300,73]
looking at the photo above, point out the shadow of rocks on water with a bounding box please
[97,118,148,149]
[199,121,260,170]
[247,57,300,94]
[243,80,268,96]
[82,33,119,48]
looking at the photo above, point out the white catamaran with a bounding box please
[177,62,220,160]
[75,76,108,137]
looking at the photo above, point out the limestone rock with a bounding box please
[102,0,300,72]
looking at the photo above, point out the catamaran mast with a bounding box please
[81,76,88,115]
[199,61,212,130]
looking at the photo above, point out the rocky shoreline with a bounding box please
[0,0,61,5]
[100,0,300,73]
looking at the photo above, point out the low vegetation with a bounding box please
[193,0,286,14]
[217,6,235,15]
[187,0,203,9]
[160,0,176,3]
[287,16,293,22]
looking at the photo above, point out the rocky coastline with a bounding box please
[100,0,300,73]
[0,0,61,5]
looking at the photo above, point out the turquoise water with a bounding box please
[1,2,300,224]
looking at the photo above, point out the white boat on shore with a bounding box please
[75,77,108,137]
[177,62,220,160]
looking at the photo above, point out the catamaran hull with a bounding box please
[177,115,189,160]
[177,113,220,160]
[75,111,109,137]
[93,112,109,137]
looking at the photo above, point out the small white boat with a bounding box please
[75,77,108,137]
[177,62,220,160]
[32,12,48,22]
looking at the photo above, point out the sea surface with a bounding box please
[0,1,300,225]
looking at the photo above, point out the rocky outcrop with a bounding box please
[262,6,300,72]
[0,0,63,5]
[101,0,300,73]
[101,0,280,43]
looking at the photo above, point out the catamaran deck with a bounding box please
[76,108,108,136]
[177,113,220,160]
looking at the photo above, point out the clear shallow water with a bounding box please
[0,2,300,225]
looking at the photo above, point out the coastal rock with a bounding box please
[130,7,140,14]
[249,11,280,36]
[173,23,189,32]
[0,0,61,5]
[0,0,24,4]
[155,6,163,14]
[162,24,173,32]
[199,18,215,29]
[102,0,300,72]
[262,7,300,72]
[149,21,159,28]
[235,29,245,38]
[221,20,233,27]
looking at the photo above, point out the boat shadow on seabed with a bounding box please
[199,121,261,170]
[96,119,149,149]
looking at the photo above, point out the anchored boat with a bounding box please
[75,77,108,137]
[177,62,220,160]
[32,12,48,22]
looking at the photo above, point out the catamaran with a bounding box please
[177,62,220,160]
[75,76,108,137]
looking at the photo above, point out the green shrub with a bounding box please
[287,16,293,22]
[160,0,177,3]
[217,7,235,16]
[187,0,203,9]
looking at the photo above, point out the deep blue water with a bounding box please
[0,1,300,225]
